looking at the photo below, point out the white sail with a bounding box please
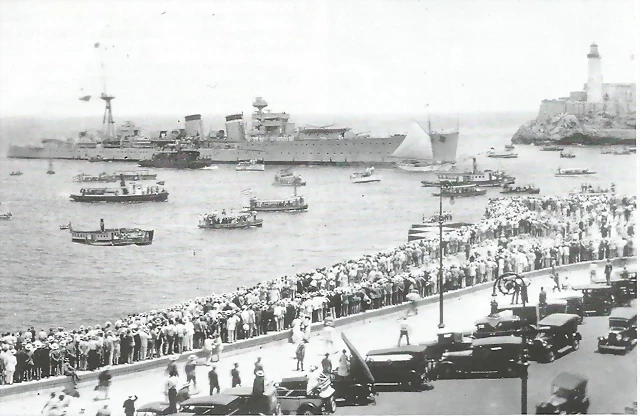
[391,122,433,160]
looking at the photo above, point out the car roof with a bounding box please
[552,372,588,389]
[366,345,428,355]
[609,307,637,320]
[180,394,238,406]
[222,385,276,397]
[475,315,520,326]
[538,313,580,327]
[556,292,583,300]
[136,401,170,413]
[572,284,612,290]
[472,336,522,347]
[279,376,307,384]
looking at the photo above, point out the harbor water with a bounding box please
[0,114,636,331]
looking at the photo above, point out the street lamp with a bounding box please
[492,272,530,415]
[438,180,453,329]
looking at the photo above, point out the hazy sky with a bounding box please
[0,0,636,118]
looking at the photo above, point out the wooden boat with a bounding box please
[569,183,615,196]
[88,156,104,163]
[432,184,487,198]
[560,151,576,158]
[500,185,541,194]
[0,212,12,220]
[541,145,564,151]
[350,167,381,183]
[46,160,55,175]
[504,144,515,151]
[236,159,265,172]
[555,168,596,177]
[487,148,518,158]
[70,219,154,246]
[249,184,308,212]
[273,169,306,186]
[436,158,515,187]
[60,222,71,230]
[156,181,165,185]
[199,210,263,229]
[9,171,23,176]
[70,175,169,203]
[73,170,157,183]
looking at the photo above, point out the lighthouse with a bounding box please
[586,43,603,103]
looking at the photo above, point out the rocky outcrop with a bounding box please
[512,112,636,145]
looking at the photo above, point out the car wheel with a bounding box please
[411,375,423,391]
[440,365,454,379]
[297,406,316,415]
[547,350,556,363]
[328,397,337,413]
[597,346,604,354]
[572,339,580,351]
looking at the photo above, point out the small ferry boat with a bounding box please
[273,169,306,186]
[46,160,55,175]
[541,145,564,151]
[9,171,23,176]
[555,168,596,177]
[0,212,12,220]
[500,184,541,194]
[60,222,71,230]
[432,184,487,198]
[73,170,158,183]
[569,183,615,196]
[70,219,154,246]
[199,209,263,229]
[249,184,308,212]
[505,144,515,151]
[422,212,453,223]
[89,155,104,163]
[70,175,169,203]
[350,167,381,183]
[138,149,213,169]
[560,151,576,158]
[396,159,455,172]
[487,148,518,158]
[435,158,515,187]
[236,159,265,172]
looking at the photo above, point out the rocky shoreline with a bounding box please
[511,113,636,145]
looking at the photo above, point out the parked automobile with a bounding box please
[535,372,590,414]
[572,284,614,315]
[597,307,637,354]
[434,336,524,379]
[365,344,433,391]
[610,278,637,307]
[332,333,376,405]
[176,384,281,415]
[276,376,336,415]
[552,292,585,323]
[531,313,582,363]
[473,313,536,339]
[495,304,545,325]
[420,330,474,359]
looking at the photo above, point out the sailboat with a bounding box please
[393,106,459,171]
[47,159,55,175]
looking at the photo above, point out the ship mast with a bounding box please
[99,49,116,141]
[426,104,432,134]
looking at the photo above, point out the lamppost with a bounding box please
[492,272,530,414]
[438,180,453,329]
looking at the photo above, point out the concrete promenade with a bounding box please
[0,258,635,415]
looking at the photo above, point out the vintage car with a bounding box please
[552,293,585,323]
[176,384,281,415]
[597,307,637,354]
[531,313,582,363]
[572,284,614,316]
[365,344,433,391]
[333,333,376,405]
[420,330,475,358]
[434,336,524,379]
[536,372,590,414]
[610,278,638,307]
[137,385,192,415]
[473,313,536,339]
[495,304,545,325]
[276,376,336,415]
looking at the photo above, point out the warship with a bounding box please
[6,97,457,166]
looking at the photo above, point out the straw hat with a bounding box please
[188,355,197,361]
[255,370,265,377]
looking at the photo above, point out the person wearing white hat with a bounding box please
[185,355,197,389]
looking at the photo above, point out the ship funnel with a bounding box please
[185,114,204,138]
[225,113,245,141]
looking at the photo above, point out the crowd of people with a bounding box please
[0,194,635,388]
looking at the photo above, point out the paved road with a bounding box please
[1,263,635,415]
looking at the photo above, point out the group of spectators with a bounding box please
[0,194,635,387]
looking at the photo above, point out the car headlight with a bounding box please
[616,334,622,341]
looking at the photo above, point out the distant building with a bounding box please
[537,43,636,121]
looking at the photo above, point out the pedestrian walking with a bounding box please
[165,369,179,414]
[231,363,241,387]
[94,367,112,400]
[397,317,410,346]
[254,357,264,376]
[605,259,613,285]
[122,395,138,416]
[41,392,57,414]
[208,365,220,395]
[213,333,223,362]
[165,355,179,377]
[203,335,214,363]
[295,340,306,371]
[185,355,198,389]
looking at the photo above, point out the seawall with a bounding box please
[1,256,635,399]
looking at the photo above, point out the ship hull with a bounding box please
[432,190,487,197]
[198,220,263,229]
[8,135,407,165]
[250,204,308,212]
[69,192,169,203]
[138,160,213,169]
